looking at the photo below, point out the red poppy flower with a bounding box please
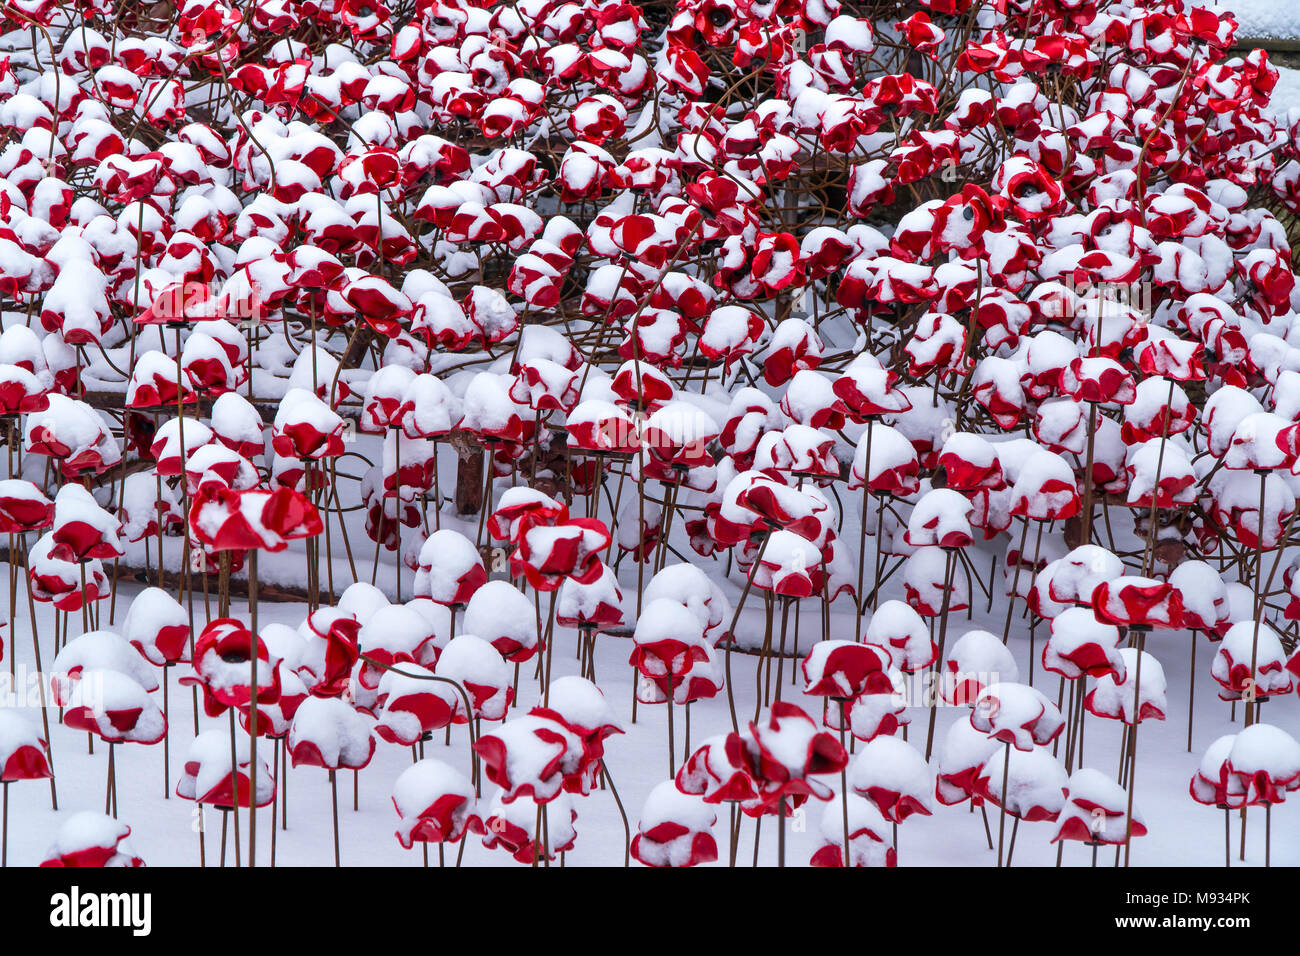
[176,729,276,808]
[393,759,483,848]
[271,388,347,461]
[1090,576,1184,630]
[0,479,53,533]
[288,696,375,771]
[1223,724,1300,806]
[40,813,144,868]
[122,587,191,666]
[676,733,760,805]
[1052,769,1146,846]
[631,781,718,867]
[374,666,458,745]
[971,682,1065,750]
[62,669,167,744]
[802,640,894,699]
[849,736,934,823]
[740,701,848,811]
[473,714,584,804]
[481,791,577,864]
[510,517,611,591]
[298,608,362,699]
[0,711,51,782]
[1211,621,1293,702]
[180,618,281,718]
[188,485,323,554]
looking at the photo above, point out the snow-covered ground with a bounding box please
[1222,0,1300,39]
[1271,67,1300,126]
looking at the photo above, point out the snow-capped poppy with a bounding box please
[1090,577,1184,630]
[392,759,483,849]
[188,486,323,554]
[181,618,280,718]
[726,472,831,543]
[848,735,933,825]
[0,479,53,533]
[511,517,611,591]
[1169,562,1230,634]
[641,401,719,477]
[905,489,974,549]
[473,713,584,804]
[903,547,970,617]
[271,388,347,461]
[0,710,52,782]
[40,812,144,868]
[802,640,894,700]
[809,794,895,867]
[415,529,486,607]
[1052,768,1145,846]
[1211,621,1294,702]
[61,669,166,745]
[298,608,362,698]
[1191,734,1237,808]
[436,634,514,723]
[481,790,577,864]
[1042,607,1124,680]
[122,587,190,666]
[1223,724,1300,806]
[287,696,375,771]
[631,781,717,868]
[760,318,823,387]
[941,632,1019,707]
[0,363,48,415]
[1086,648,1167,723]
[971,682,1065,751]
[531,676,623,786]
[937,432,1003,491]
[176,729,275,809]
[356,604,440,689]
[630,598,709,684]
[975,745,1068,823]
[28,534,109,612]
[676,733,759,806]
[374,665,458,746]
[566,400,640,456]
[1007,448,1081,521]
[24,395,114,478]
[848,424,920,497]
[935,718,1000,806]
[741,701,848,810]
[556,565,626,632]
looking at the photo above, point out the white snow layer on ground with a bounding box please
[1221,0,1300,39]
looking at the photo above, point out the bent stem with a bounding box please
[360,655,482,793]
